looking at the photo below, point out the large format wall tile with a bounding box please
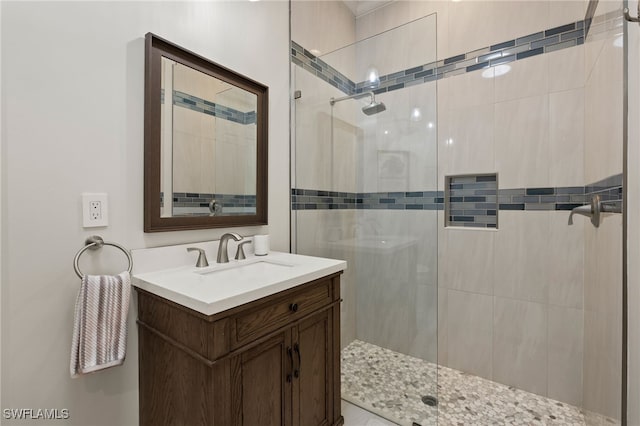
[548,213,584,309]
[494,211,550,303]
[493,297,548,395]
[548,44,585,93]
[548,305,584,407]
[440,228,495,295]
[583,215,622,420]
[447,289,493,380]
[449,68,495,110]
[549,88,585,187]
[444,104,495,176]
[494,52,548,103]
[291,0,355,58]
[495,95,550,188]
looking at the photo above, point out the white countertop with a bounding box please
[132,251,346,316]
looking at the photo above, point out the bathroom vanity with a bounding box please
[132,249,346,426]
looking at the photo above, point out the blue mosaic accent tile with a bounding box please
[291,41,355,95]
[556,203,584,211]
[467,62,490,72]
[516,31,545,45]
[531,35,560,50]
[546,23,576,37]
[517,47,544,60]
[586,8,623,41]
[291,174,623,215]
[325,18,586,94]
[491,40,516,51]
[172,192,256,209]
[479,51,503,63]
[500,203,525,210]
[561,29,585,42]
[294,17,591,98]
[546,39,578,53]
[171,90,256,125]
[526,188,555,195]
[490,54,516,67]
[444,53,466,65]
[291,188,445,211]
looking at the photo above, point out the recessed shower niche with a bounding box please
[445,174,498,228]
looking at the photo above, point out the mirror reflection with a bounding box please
[160,57,258,217]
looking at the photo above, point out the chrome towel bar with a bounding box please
[73,235,133,279]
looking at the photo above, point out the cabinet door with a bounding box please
[231,331,293,426]
[293,309,334,426]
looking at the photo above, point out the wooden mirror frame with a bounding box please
[144,33,268,232]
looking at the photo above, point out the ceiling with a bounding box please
[343,0,394,18]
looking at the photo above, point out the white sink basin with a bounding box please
[194,257,295,276]
[132,251,346,315]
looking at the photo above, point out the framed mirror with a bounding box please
[144,33,268,232]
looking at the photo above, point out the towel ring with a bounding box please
[73,235,133,279]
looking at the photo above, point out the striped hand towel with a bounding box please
[70,271,131,378]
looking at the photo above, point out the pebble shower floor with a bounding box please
[341,340,618,426]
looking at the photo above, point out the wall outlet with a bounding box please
[82,193,108,227]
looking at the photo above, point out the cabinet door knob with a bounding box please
[289,303,299,312]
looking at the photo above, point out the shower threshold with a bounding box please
[341,340,618,426]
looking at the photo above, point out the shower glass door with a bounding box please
[291,13,439,426]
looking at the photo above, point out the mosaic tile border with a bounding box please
[161,89,256,125]
[586,8,624,41]
[292,19,587,97]
[355,21,585,96]
[291,41,355,95]
[170,192,256,209]
[291,188,443,211]
[291,174,623,214]
[173,91,256,125]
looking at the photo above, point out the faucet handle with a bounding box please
[187,247,209,267]
[235,241,252,260]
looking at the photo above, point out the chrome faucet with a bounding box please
[217,233,243,263]
[187,247,209,267]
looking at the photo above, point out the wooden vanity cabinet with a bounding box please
[136,272,343,426]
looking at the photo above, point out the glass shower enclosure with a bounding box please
[291,14,439,426]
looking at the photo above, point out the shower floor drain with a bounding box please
[421,395,438,407]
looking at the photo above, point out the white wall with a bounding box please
[0,2,289,425]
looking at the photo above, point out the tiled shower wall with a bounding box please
[582,1,623,421]
[292,0,622,417]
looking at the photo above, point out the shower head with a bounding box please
[362,100,386,115]
[329,91,387,116]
